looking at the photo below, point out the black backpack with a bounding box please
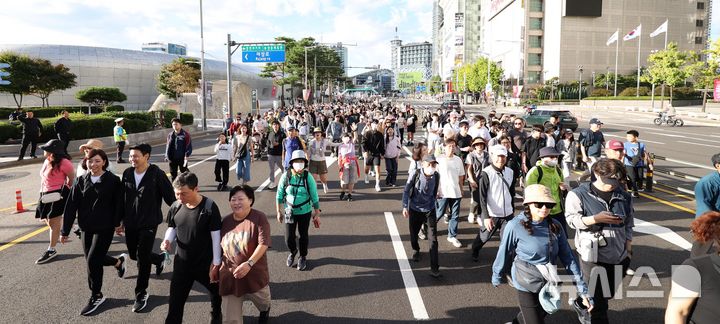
[283,170,312,208]
[408,170,440,201]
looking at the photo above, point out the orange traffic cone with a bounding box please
[12,190,27,214]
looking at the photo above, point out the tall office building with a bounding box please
[390,38,433,90]
[482,0,710,86]
[141,42,187,55]
[330,43,349,76]
[432,0,482,80]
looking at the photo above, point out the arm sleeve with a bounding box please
[163,227,177,242]
[478,172,491,222]
[491,221,516,287]
[276,173,287,204]
[694,179,714,217]
[211,230,221,265]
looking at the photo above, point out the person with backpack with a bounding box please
[466,137,490,225]
[120,143,177,313]
[525,147,569,234]
[402,155,442,278]
[275,151,321,271]
[623,130,648,198]
[577,118,605,182]
[161,172,223,324]
[232,124,254,186]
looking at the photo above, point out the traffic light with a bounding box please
[0,63,10,85]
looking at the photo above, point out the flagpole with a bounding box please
[664,19,668,49]
[636,25,641,97]
[614,28,619,97]
[661,19,667,110]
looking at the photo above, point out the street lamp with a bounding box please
[578,65,584,100]
[199,0,207,130]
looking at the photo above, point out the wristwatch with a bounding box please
[247,259,255,267]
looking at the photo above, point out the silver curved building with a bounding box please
[0,44,274,114]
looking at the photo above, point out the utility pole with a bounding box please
[199,0,207,130]
[226,34,233,118]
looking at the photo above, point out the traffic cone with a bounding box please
[12,190,27,214]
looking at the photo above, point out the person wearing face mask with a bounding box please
[466,138,490,225]
[60,149,126,316]
[337,133,360,201]
[426,114,442,154]
[565,158,633,324]
[525,147,569,234]
[275,151,321,271]
[363,121,385,192]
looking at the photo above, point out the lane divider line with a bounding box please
[383,211,430,320]
[0,226,49,252]
[639,191,696,215]
[633,218,692,251]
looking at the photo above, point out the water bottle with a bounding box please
[162,251,172,267]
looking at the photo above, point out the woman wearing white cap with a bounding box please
[77,139,114,177]
[492,184,592,324]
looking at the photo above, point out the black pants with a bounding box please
[19,136,38,159]
[471,215,514,258]
[577,257,631,324]
[385,158,398,186]
[512,290,547,324]
[125,227,164,296]
[166,257,222,324]
[58,133,70,155]
[214,160,230,185]
[116,141,125,161]
[82,229,118,296]
[469,186,480,216]
[168,158,188,181]
[625,166,643,193]
[408,208,439,271]
[285,212,311,257]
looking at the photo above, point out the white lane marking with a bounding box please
[677,141,719,148]
[633,218,692,251]
[607,121,720,138]
[383,211,430,320]
[660,156,716,171]
[188,155,217,168]
[254,156,338,192]
[647,132,684,138]
[603,134,665,145]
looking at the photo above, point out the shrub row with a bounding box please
[0,106,103,119]
[0,110,193,144]
[587,86,701,100]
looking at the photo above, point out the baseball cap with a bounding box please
[607,139,624,150]
[287,125,297,131]
[489,144,508,156]
[589,118,603,125]
[423,155,438,164]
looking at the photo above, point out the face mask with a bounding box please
[342,137,350,144]
[423,166,436,175]
[292,162,305,172]
[544,159,558,167]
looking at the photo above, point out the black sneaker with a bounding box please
[155,256,165,276]
[73,227,82,239]
[259,307,270,324]
[347,193,353,201]
[132,292,149,313]
[632,192,640,198]
[471,252,479,262]
[339,192,345,200]
[116,253,127,278]
[429,269,442,278]
[412,251,421,262]
[36,249,57,264]
[297,256,307,271]
[80,294,106,316]
[573,298,592,324]
[217,183,222,191]
[286,253,295,268]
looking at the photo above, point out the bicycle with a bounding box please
[653,112,684,127]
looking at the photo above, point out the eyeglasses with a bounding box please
[532,202,556,209]
[514,122,523,125]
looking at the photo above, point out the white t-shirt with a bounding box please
[437,155,465,199]
[90,174,102,184]
[469,126,491,142]
[134,170,146,187]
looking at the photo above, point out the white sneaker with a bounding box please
[322,183,328,194]
[369,170,375,177]
[375,184,381,192]
[364,174,369,184]
[626,268,635,276]
[268,182,276,189]
[447,236,462,248]
[468,213,476,224]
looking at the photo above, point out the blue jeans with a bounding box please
[384,157,398,185]
[235,154,251,182]
[436,198,461,238]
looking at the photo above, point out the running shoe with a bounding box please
[447,236,462,248]
[259,307,270,324]
[418,230,427,240]
[73,227,82,239]
[36,249,57,264]
[80,294,106,316]
[297,256,307,271]
[116,253,127,278]
[322,183,328,194]
[364,174,369,184]
[429,269,442,278]
[347,194,353,201]
[468,213,476,224]
[339,192,345,201]
[268,182,277,189]
[286,253,295,267]
[412,250,421,262]
[132,291,149,313]
[375,184,381,192]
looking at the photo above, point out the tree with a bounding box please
[30,58,77,107]
[156,57,201,100]
[642,42,695,101]
[453,57,503,93]
[0,51,35,108]
[76,87,127,109]
[428,75,443,94]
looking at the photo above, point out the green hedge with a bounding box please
[105,105,125,112]
[0,106,103,119]
[0,110,193,144]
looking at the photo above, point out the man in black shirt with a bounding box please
[455,120,473,162]
[521,125,547,174]
[120,143,176,313]
[54,110,72,154]
[161,172,222,324]
[18,111,42,160]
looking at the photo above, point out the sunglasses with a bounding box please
[532,202,556,209]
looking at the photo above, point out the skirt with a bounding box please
[35,186,70,220]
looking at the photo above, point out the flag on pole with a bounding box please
[606,31,619,46]
[623,25,642,41]
[650,20,668,38]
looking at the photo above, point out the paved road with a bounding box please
[0,102,708,323]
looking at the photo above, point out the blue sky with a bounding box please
[2,1,718,76]
[0,0,433,76]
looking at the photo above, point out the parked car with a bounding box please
[441,99,461,111]
[523,109,578,131]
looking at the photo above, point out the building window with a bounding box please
[527,71,541,84]
[529,18,543,30]
[696,37,704,44]
[696,19,704,27]
[529,0,543,12]
[528,53,542,66]
[698,2,705,10]
[529,36,542,48]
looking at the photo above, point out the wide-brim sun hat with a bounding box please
[471,137,486,147]
[289,150,309,165]
[114,117,124,123]
[538,147,561,158]
[40,139,66,156]
[79,139,104,152]
[523,184,556,205]
[312,127,323,134]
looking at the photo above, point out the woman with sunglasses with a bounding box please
[492,184,592,324]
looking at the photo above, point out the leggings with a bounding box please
[285,212,312,257]
[82,229,118,296]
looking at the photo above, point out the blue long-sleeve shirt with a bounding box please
[695,171,720,218]
[492,212,588,296]
[402,171,439,213]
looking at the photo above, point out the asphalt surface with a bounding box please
[0,101,712,323]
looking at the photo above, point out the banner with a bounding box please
[714,79,720,102]
[512,85,523,99]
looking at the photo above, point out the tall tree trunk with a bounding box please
[12,93,22,108]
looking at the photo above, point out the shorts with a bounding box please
[309,160,328,174]
[341,162,358,185]
[407,124,416,133]
[35,186,70,220]
[366,155,382,166]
